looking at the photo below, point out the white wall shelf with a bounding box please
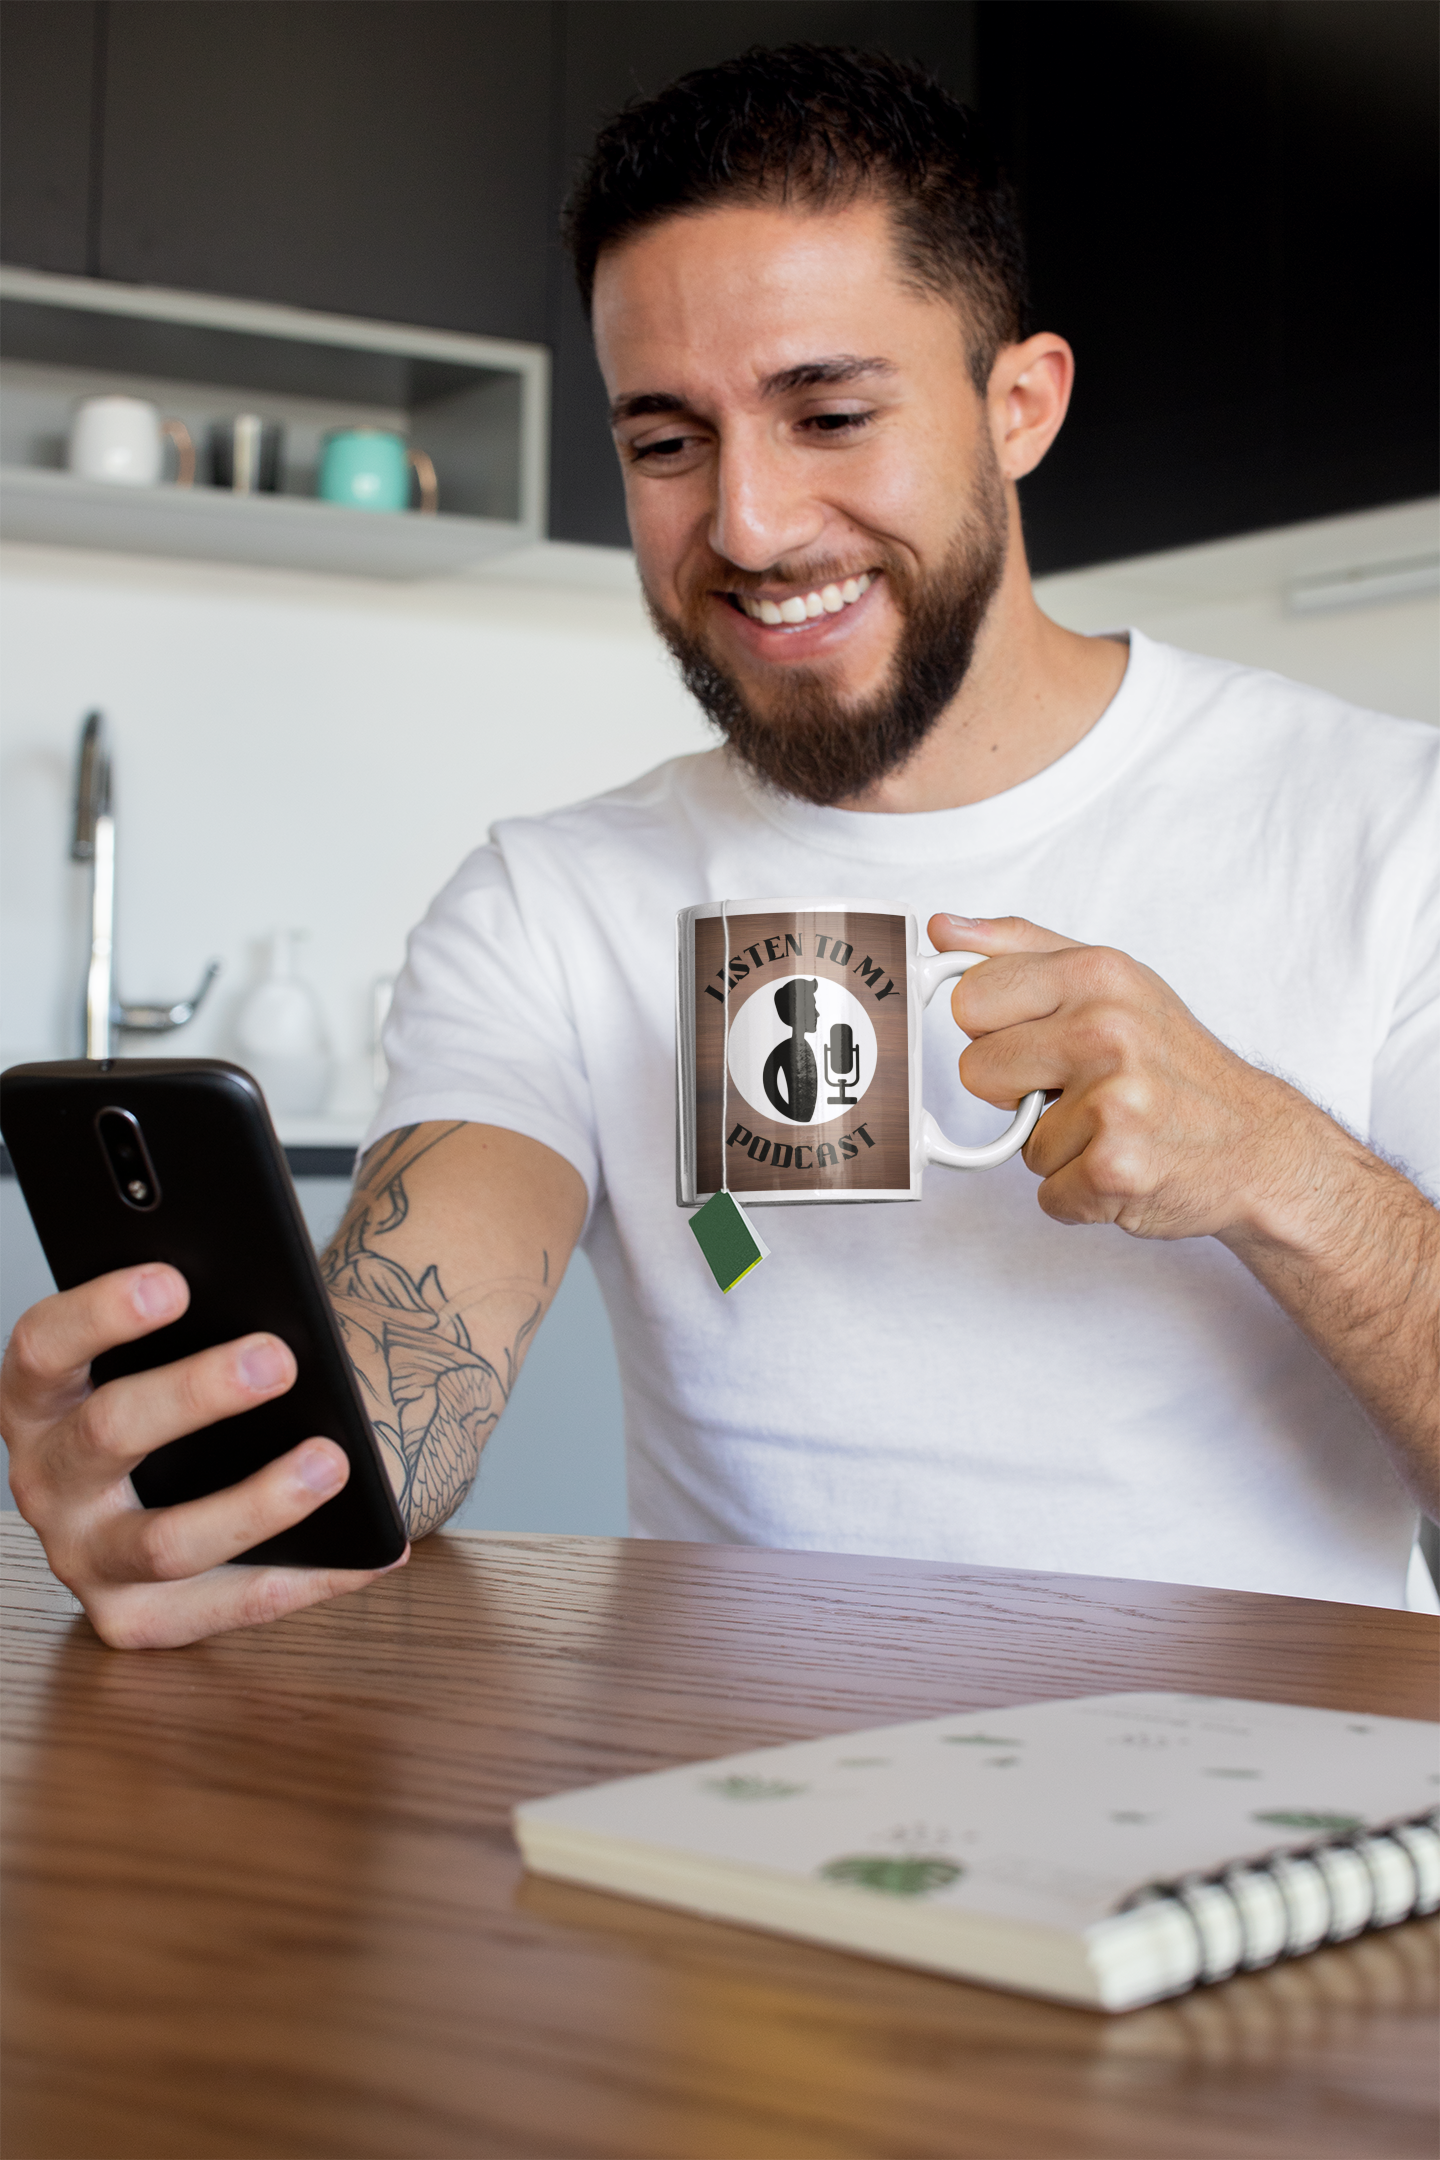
[0,266,549,580]
[2,465,537,580]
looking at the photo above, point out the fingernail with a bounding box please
[943,914,987,931]
[133,1266,181,1319]
[239,1339,290,1393]
[294,1442,347,1497]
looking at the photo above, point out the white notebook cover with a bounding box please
[514,1693,1440,2010]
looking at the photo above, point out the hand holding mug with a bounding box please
[930,912,1321,1243]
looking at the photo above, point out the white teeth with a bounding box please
[739,572,877,625]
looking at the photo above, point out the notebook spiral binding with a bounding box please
[1118,1808,1440,1989]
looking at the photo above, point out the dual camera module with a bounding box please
[95,1106,162,1211]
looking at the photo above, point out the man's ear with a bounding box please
[987,333,1074,482]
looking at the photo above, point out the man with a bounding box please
[3,48,1437,1648]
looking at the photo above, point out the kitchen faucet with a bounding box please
[71,711,218,1059]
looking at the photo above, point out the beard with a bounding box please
[643,460,1009,808]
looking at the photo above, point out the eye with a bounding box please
[626,430,707,469]
[800,409,877,438]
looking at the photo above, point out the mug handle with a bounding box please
[408,447,438,515]
[914,949,1046,1171]
[161,417,195,488]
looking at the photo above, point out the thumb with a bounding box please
[928,912,1083,956]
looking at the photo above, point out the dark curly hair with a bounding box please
[564,44,1029,394]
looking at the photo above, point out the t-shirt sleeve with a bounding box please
[1369,781,1440,1200]
[360,840,601,1209]
[1373,751,1440,1200]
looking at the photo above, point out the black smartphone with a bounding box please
[0,1058,407,1569]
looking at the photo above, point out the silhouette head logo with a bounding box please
[762,978,819,1120]
[725,971,878,1127]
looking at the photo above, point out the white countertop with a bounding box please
[271,1116,365,1154]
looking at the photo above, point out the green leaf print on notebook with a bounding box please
[1252,1809,1365,1833]
[819,1855,963,1897]
[703,1775,807,1802]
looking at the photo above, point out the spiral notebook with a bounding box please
[513,1692,1440,2011]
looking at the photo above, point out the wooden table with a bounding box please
[3,1515,1437,2160]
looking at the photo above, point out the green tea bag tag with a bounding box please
[689,1189,771,1294]
[692,899,771,1293]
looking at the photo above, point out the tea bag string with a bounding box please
[720,895,730,1196]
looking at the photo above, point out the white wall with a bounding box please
[0,540,708,1123]
[1034,496,1439,729]
[3,496,1435,1133]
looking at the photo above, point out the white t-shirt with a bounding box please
[368,632,1439,1607]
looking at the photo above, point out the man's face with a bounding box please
[592,195,1010,805]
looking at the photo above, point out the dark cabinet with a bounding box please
[96,1,555,343]
[980,0,1439,572]
[2,1,1435,566]
[1269,1,1438,526]
[0,0,99,275]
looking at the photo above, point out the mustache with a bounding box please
[686,552,890,605]
[647,506,1007,807]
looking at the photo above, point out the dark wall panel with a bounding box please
[0,0,99,274]
[95,1,555,341]
[1273,0,1439,524]
[978,0,1439,575]
[549,2,978,546]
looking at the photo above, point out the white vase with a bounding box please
[235,931,334,1119]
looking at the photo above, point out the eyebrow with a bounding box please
[609,355,896,427]
[760,355,896,397]
[609,391,687,424]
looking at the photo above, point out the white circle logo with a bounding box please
[726,973,878,1127]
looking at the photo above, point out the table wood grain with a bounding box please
[3,1513,1437,2160]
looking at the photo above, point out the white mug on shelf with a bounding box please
[68,396,195,488]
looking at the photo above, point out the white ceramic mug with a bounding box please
[676,898,1047,1205]
[68,396,195,488]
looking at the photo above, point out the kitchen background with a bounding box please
[2,2,1437,1549]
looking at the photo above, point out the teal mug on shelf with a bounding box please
[317,428,438,514]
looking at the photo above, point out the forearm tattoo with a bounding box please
[320,1125,546,1539]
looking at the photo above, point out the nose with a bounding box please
[709,430,827,573]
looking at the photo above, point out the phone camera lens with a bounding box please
[95,1106,162,1211]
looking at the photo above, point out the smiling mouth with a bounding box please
[723,571,877,626]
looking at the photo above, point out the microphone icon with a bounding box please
[825,1021,861,1105]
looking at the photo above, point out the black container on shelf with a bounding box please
[207,414,282,494]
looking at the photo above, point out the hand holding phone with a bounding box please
[0,1061,408,1648]
[2,1262,406,1647]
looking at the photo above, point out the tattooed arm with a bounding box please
[0,1119,585,1646]
[320,1123,589,1539]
